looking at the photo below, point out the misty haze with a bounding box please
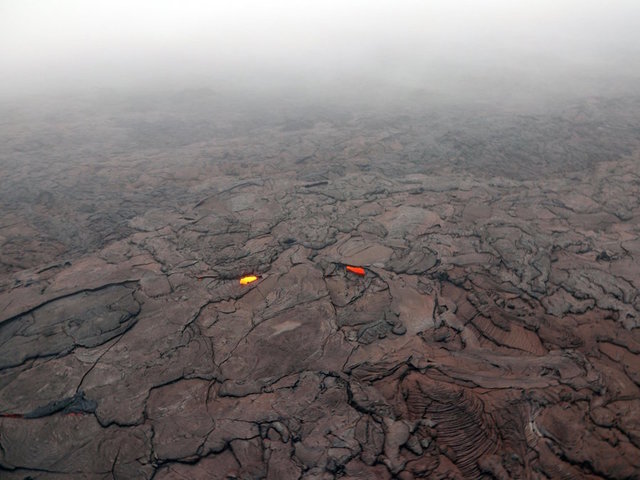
[1,1,640,479]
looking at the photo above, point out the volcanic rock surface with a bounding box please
[1,94,640,479]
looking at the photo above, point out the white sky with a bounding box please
[1,0,639,97]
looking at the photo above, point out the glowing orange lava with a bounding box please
[346,266,365,276]
[239,275,259,285]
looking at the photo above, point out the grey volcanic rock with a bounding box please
[0,285,140,369]
[1,95,640,479]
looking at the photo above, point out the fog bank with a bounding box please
[2,1,640,102]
